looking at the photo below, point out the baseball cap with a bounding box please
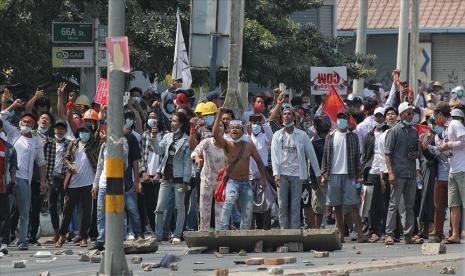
[374,107,385,116]
[398,102,413,114]
[206,90,220,101]
[54,120,67,129]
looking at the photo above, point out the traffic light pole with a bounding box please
[98,0,131,275]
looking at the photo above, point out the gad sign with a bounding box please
[52,47,94,68]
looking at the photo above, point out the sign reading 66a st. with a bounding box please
[52,47,94,68]
[52,22,93,43]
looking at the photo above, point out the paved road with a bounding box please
[1,237,464,275]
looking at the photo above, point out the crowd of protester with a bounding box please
[0,69,464,252]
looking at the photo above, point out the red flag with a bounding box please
[322,86,356,129]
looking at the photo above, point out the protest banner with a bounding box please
[310,66,348,95]
[106,36,130,73]
[94,78,108,105]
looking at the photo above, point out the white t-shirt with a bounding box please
[69,143,95,188]
[280,131,300,177]
[331,130,348,174]
[99,142,129,189]
[369,131,383,174]
[447,119,465,173]
[147,135,161,176]
[15,135,35,180]
[54,141,66,174]
[379,130,389,173]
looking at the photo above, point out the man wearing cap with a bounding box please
[0,111,46,250]
[56,123,98,248]
[384,102,423,245]
[213,108,268,230]
[271,107,320,229]
[437,106,465,243]
[322,110,367,243]
[45,120,71,244]
[361,107,390,242]
[206,90,223,108]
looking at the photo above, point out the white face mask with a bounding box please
[20,125,32,134]
[232,137,243,143]
[55,134,65,141]
[38,126,48,134]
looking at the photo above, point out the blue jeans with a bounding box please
[155,183,185,239]
[96,187,129,243]
[278,175,303,229]
[14,178,30,245]
[125,187,142,237]
[219,179,253,230]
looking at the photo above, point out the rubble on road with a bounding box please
[185,246,208,254]
[34,251,52,258]
[214,251,224,258]
[90,255,101,263]
[123,238,158,254]
[13,260,26,268]
[54,249,73,255]
[422,243,447,255]
[218,246,230,254]
[38,271,51,276]
[313,251,329,258]
[439,266,456,274]
[276,246,288,253]
[78,254,90,262]
[245,257,264,265]
[169,263,178,271]
[213,268,229,275]
[238,249,247,256]
[268,267,283,275]
[130,256,142,264]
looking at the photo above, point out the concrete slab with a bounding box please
[184,229,342,252]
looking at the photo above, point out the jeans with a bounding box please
[154,183,185,240]
[14,178,30,245]
[278,175,303,229]
[386,177,416,237]
[29,180,41,241]
[0,193,10,243]
[368,174,384,235]
[96,187,106,242]
[219,179,253,230]
[48,175,65,231]
[125,187,142,237]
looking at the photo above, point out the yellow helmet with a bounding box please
[202,101,218,116]
[194,102,206,115]
[75,95,90,106]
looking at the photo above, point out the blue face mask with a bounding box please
[79,132,91,142]
[147,118,157,128]
[166,103,175,113]
[403,119,414,126]
[375,122,385,129]
[433,126,444,134]
[252,124,262,135]
[38,126,49,134]
[337,118,348,129]
[125,118,134,129]
[204,115,215,127]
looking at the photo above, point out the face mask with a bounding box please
[38,126,48,134]
[433,126,443,134]
[412,113,421,125]
[79,132,90,142]
[166,103,175,113]
[427,102,435,109]
[375,122,385,128]
[20,125,32,134]
[403,119,414,126]
[302,103,309,109]
[147,118,157,128]
[125,118,134,129]
[55,134,65,141]
[131,96,141,103]
[254,102,264,113]
[232,137,243,143]
[283,121,294,128]
[337,118,348,129]
[204,115,215,127]
[252,124,262,135]
[458,91,464,98]
[451,92,458,99]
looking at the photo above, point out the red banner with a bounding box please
[94,78,108,105]
[106,36,130,73]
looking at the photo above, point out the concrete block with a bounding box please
[143,266,152,272]
[276,246,288,253]
[284,242,303,252]
[131,256,142,264]
[79,254,90,262]
[422,243,446,255]
[313,251,329,258]
[245,258,264,265]
[218,247,230,254]
[13,260,26,268]
[38,272,51,276]
[123,238,158,254]
[141,262,157,271]
[282,257,297,264]
[268,267,283,275]
[90,256,101,263]
[254,240,263,253]
[185,246,208,254]
[214,268,229,276]
[264,258,285,265]
[238,249,247,256]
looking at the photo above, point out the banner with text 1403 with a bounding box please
[310,66,348,95]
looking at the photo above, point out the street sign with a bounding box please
[52,22,93,43]
[52,47,94,68]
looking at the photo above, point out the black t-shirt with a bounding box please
[125,133,141,165]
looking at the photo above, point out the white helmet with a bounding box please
[451,108,465,118]
[451,86,464,95]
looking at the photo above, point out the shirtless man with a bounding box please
[213,107,267,230]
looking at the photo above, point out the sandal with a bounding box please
[405,235,424,244]
[385,235,395,245]
[444,238,461,244]
[55,235,66,248]
[368,233,380,243]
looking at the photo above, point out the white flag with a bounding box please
[172,11,192,89]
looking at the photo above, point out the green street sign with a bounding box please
[52,22,93,43]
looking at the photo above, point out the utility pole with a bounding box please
[397,0,409,81]
[409,0,420,100]
[352,0,368,97]
[223,0,245,116]
[98,0,131,275]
